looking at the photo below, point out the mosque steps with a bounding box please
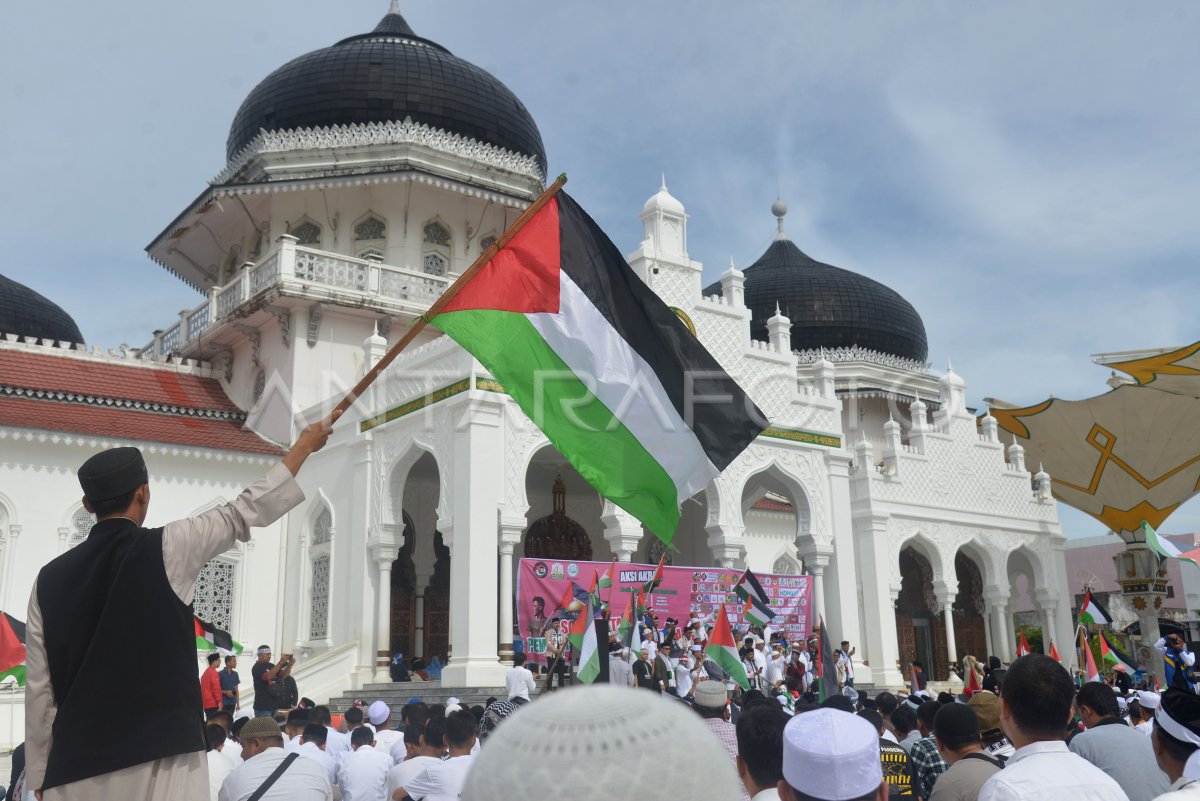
[325,681,508,713]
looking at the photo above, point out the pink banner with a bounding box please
[516,557,813,657]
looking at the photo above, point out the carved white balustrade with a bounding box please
[144,240,449,357]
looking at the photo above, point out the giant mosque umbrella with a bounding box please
[986,339,1200,541]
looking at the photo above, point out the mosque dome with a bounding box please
[706,202,928,362]
[0,273,84,344]
[226,5,547,175]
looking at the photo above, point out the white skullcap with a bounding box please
[368,700,390,725]
[1116,696,1128,712]
[783,708,882,800]
[1137,690,1162,710]
[460,685,740,801]
[447,696,461,706]
[446,703,463,716]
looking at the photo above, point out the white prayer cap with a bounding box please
[446,703,463,716]
[460,685,741,801]
[782,708,882,800]
[368,700,390,725]
[447,696,461,706]
[1136,690,1162,710]
[1116,696,1128,712]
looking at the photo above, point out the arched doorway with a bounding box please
[524,476,593,561]
[895,545,949,681]
[952,551,989,665]
[389,451,451,664]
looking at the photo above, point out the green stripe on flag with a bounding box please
[433,309,681,540]
[0,665,25,687]
[1143,521,1200,571]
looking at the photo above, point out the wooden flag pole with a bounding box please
[330,173,568,419]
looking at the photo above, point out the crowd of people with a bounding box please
[147,653,1200,800]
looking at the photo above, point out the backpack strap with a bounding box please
[247,752,300,801]
[962,751,1006,769]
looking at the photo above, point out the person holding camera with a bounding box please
[252,647,296,717]
[1156,633,1196,692]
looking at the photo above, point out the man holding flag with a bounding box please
[24,417,334,801]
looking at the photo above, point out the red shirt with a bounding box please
[201,666,222,709]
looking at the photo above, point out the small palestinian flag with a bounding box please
[0,612,26,687]
[743,596,773,628]
[598,558,616,590]
[733,568,770,609]
[1083,633,1101,682]
[817,616,838,702]
[554,582,590,618]
[1142,521,1200,571]
[568,596,592,650]
[194,616,242,654]
[1101,631,1137,673]
[642,554,666,596]
[1078,591,1112,626]
[618,592,634,643]
[1049,641,1062,663]
[1016,631,1032,657]
[576,599,601,684]
[705,604,749,689]
[427,187,766,545]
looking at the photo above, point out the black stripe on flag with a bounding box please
[555,192,767,469]
[1103,632,1138,672]
[3,612,25,644]
[734,568,770,607]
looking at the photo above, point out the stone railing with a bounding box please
[143,236,449,357]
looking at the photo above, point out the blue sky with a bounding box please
[2,1,1198,538]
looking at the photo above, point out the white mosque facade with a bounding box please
[0,6,1071,741]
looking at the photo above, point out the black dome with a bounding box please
[705,237,928,362]
[0,273,84,344]
[226,10,547,175]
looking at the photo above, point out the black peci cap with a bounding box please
[77,447,148,502]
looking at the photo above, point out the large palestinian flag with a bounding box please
[430,190,766,543]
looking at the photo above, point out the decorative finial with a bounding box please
[947,357,954,372]
[771,197,788,239]
[389,0,400,13]
[729,256,736,270]
[661,173,668,192]
[774,301,781,316]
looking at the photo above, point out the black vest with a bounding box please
[37,519,205,788]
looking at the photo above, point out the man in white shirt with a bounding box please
[297,724,340,788]
[219,716,333,801]
[978,654,1129,801]
[609,645,634,688]
[206,724,236,801]
[312,706,350,762]
[675,651,695,700]
[736,704,789,800]
[764,645,785,690]
[404,710,476,801]
[388,717,445,801]
[337,727,393,801]
[504,653,536,702]
[1138,691,1163,737]
[368,701,403,761]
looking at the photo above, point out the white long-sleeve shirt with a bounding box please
[978,740,1130,801]
[26,463,304,801]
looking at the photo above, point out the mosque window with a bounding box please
[773,555,799,574]
[358,248,384,261]
[423,253,448,277]
[290,221,322,246]
[71,507,96,546]
[310,554,331,640]
[253,369,266,403]
[312,508,333,547]
[308,505,333,641]
[195,559,236,632]
[354,216,386,242]
[423,221,451,247]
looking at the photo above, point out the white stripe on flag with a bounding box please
[529,273,719,503]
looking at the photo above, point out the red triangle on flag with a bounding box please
[0,613,25,673]
[1049,641,1061,663]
